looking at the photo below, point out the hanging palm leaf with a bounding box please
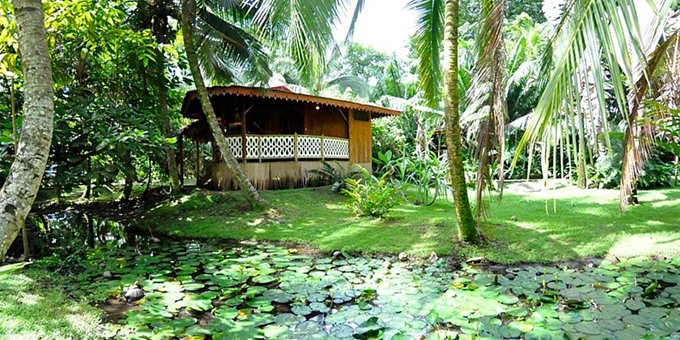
[511,0,673,210]
[408,0,444,109]
[461,0,506,218]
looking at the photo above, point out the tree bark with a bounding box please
[0,0,54,258]
[443,0,478,244]
[155,49,181,194]
[122,149,135,201]
[180,0,267,208]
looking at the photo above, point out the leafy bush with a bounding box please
[591,133,675,189]
[374,150,450,205]
[310,160,361,192]
[343,168,398,218]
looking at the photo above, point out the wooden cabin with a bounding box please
[179,86,401,190]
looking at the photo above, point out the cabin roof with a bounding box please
[180,85,401,118]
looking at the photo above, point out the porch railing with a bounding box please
[224,134,349,161]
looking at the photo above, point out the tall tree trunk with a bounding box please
[122,149,135,201]
[0,0,54,258]
[180,0,267,208]
[155,49,181,194]
[443,0,478,244]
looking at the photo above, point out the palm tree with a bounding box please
[181,0,269,207]
[512,0,676,211]
[410,0,480,243]
[0,0,54,257]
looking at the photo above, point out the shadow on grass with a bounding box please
[0,267,103,338]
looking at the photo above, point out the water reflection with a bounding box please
[5,211,146,262]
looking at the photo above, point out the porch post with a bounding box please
[241,107,247,163]
[320,134,325,161]
[294,133,298,162]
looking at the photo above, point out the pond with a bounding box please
[11,213,680,339]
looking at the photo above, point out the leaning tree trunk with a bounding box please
[155,48,181,194]
[0,0,54,258]
[443,0,478,244]
[180,0,267,208]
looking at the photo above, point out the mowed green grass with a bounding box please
[137,184,680,264]
[0,264,104,339]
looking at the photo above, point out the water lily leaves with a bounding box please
[638,306,669,320]
[183,283,205,291]
[573,321,601,335]
[263,324,289,338]
[652,316,680,333]
[214,306,238,320]
[309,302,330,313]
[252,275,277,284]
[184,293,213,312]
[497,294,519,305]
[625,299,645,311]
[329,324,354,338]
[508,321,534,333]
[354,316,384,339]
[291,304,312,316]
[524,327,560,340]
[274,313,305,326]
[506,307,529,318]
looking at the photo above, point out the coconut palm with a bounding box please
[512,0,676,210]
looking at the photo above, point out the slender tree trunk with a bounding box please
[10,79,18,153]
[122,150,135,201]
[577,114,588,189]
[0,0,54,258]
[443,0,478,244]
[84,158,92,199]
[155,50,181,194]
[9,74,28,261]
[180,0,267,208]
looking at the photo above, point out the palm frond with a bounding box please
[344,0,366,42]
[511,0,672,196]
[194,7,272,84]
[325,75,372,97]
[245,0,349,83]
[408,0,444,109]
[461,0,506,219]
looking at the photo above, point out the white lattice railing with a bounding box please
[224,134,349,161]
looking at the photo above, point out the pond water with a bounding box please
[11,213,680,339]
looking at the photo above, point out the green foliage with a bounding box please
[591,134,675,189]
[344,168,398,218]
[309,160,360,192]
[374,149,450,206]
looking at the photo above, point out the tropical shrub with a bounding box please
[344,168,398,218]
[310,160,361,192]
[591,134,674,189]
[374,149,450,206]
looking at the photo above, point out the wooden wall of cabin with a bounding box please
[303,105,349,138]
[349,109,372,165]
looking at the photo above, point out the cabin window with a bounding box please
[353,110,369,122]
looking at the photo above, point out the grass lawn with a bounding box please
[0,263,104,338]
[137,184,680,264]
